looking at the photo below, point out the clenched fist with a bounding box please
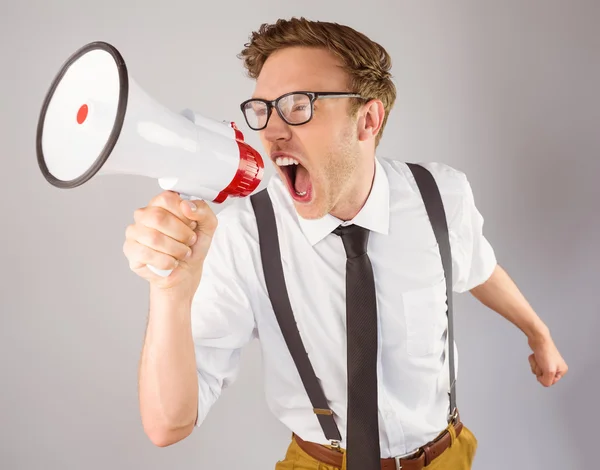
[122,191,218,291]
[528,334,568,387]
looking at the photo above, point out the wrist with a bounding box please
[526,321,551,348]
[150,283,196,308]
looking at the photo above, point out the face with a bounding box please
[249,47,375,220]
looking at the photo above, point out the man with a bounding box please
[123,17,568,470]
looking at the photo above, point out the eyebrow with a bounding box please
[249,90,308,101]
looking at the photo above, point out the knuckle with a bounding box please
[147,229,163,247]
[133,207,145,221]
[123,242,139,261]
[155,191,178,208]
[152,192,169,207]
[125,223,136,240]
[147,207,168,226]
[128,259,142,271]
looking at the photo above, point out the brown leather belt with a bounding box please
[293,414,463,470]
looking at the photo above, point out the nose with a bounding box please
[262,108,292,142]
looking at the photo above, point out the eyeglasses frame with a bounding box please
[239,91,367,131]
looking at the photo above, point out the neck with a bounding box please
[330,157,376,221]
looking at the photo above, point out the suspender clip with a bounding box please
[313,408,333,416]
[448,407,459,424]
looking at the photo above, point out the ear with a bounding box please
[357,99,385,143]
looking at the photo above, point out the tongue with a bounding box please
[294,165,311,194]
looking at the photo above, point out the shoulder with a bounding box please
[379,158,479,229]
[380,157,471,197]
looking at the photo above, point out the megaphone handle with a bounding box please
[147,193,200,277]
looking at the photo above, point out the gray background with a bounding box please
[1,1,598,469]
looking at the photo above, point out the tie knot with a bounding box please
[333,224,370,259]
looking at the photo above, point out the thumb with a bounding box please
[180,200,218,231]
[180,198,204,217]
[179,199,219,264]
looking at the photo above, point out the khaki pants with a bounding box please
[275,421,479,470]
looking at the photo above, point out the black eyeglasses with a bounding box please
[240,91,366,131]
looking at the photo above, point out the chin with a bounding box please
[293,198,328,220]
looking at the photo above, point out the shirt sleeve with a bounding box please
[448,171,498,293]
[190,207,257,427]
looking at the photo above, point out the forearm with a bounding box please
[138,286,199,445]
[470,264,549,342]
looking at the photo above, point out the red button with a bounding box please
[77,104,88,124]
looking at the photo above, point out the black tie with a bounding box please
[333,224,380,470]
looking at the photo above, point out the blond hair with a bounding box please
[238,17,396,146]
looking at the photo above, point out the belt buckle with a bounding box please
[394,448,419,470]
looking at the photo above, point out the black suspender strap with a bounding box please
[250,190,343,444]
[406,163,457,419]
[250,162,457,445]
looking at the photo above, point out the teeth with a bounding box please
[274,156,306,197]
[275,156,300,166]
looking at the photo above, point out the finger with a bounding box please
[134,206,197,246]
[528,355,538,375]
[148,191,197,228]
[541,369,556,387]
[552,374,561,385]
[123,239,145,271]
[125,239,180,272]
[126,223,193,262]
[530,360,544,380]
[537,375,547,386]
[553,367,566,384]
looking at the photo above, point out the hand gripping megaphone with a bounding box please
[36,41,264,277]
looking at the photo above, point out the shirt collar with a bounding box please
[296,158,390,246]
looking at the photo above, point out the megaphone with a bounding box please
[36,41,265,277]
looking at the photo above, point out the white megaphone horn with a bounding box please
[36,41,265,277]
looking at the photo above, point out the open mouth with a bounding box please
[276,158,313,203]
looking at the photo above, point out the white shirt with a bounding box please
[191,157,497,457]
